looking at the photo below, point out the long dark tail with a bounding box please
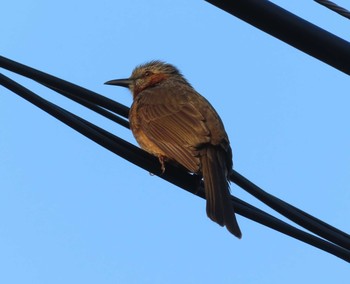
[200,146,242,238]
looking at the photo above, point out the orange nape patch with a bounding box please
[133,73,169,97]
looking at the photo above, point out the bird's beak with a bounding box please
[104,78,133,88]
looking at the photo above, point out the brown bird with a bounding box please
[105,61,241,238]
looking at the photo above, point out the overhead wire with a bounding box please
[205,0,350,76]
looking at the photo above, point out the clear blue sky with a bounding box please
[1,1,349,283]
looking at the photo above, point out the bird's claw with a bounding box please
[158,155,166,174]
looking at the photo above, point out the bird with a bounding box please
[105,61,242,238]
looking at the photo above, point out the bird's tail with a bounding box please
[200,146,242,238]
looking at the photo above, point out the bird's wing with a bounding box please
[133,85,216,173]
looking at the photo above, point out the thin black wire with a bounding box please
[1,55,349,250]
[1,72,350,262]
[315,0,350,20]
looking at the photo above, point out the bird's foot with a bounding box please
[194,175,204,195]
[158,155,166,174]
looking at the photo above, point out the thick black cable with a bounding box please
[205,0,350,76]
[1,55,349,249]
[0,55,129,118]
[230,170,350,250]
[45,84,130,128]
[0,56,130,127]
[1,72,350,262]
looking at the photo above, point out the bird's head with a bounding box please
[105,60,188,98]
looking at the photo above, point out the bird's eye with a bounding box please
[144,71,152,77]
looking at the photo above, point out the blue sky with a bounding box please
[1,1,349,283]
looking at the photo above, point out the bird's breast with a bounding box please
[129,101,166,157]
